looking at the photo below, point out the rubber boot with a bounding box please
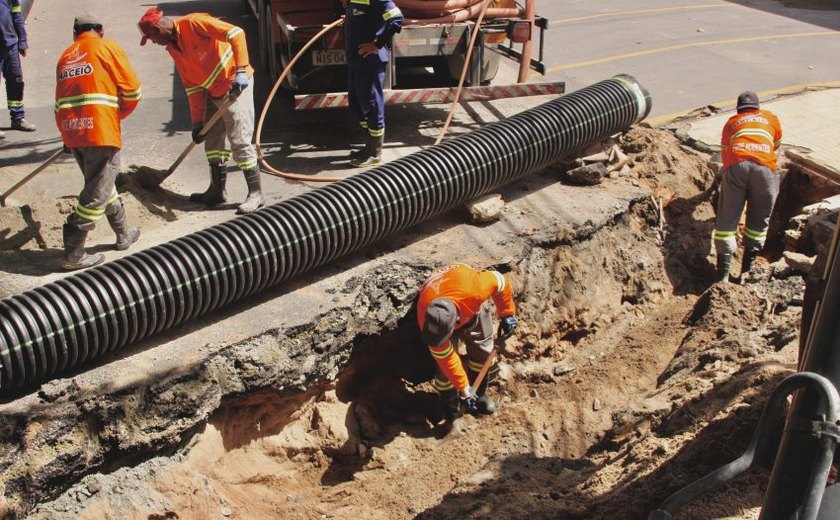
[107,202,141,251]
[440,389,462,422]
[350,134,383,168]
[468,366,497,415]
[236,167,264,214]
[11,118,36,132]
[61,224,104,271]
[716,253,732,283]
[190,164,227,205]
[115,227,141,251]
[741,247,759,277]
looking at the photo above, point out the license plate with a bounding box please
[312,49,346,66]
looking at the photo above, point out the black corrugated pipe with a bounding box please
[0,74,652,393]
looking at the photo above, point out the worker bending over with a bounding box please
[138,7,263,214]
[417,263,518,421]
[341,0,403,168]
[55,14,142,270]
[714,91,783,283]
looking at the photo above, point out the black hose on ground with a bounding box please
[0,75,652,393]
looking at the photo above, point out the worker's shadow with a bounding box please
[119,167,240,220]
[319,316,453,485]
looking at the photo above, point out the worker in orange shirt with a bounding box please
[417,263,518,421]
[137,7,263,214]
[55,14,142,270]
[714,91,783,283]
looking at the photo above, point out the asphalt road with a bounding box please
[1,0,839,210]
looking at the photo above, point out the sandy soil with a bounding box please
[4,126,820,519]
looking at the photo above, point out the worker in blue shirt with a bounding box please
[342,0,403,168]
[0,0,36,138]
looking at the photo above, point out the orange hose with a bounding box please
[517,0,535,83]
[255,18,346,183]
[434,0,492,145]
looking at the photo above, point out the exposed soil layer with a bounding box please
[0,126,829,519]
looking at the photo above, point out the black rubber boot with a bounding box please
[468,366,497,415]
[741,247,759,278]
[61,224,105,271]
[106,200,141,251]
[350,134,383,168]
[236,168,264,214]
[440,389,462,422]
[716,253,732,283]
[190,163,227,205]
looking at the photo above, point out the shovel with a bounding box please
[0,148,65,207]
[135,94,236,189]
[470,322,513,391]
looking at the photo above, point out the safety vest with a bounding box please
[55,32,141,149]
[166,13,252,124]
[417,263,516,391]
[720,108,783,171]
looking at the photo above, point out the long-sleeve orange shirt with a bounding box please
[417,263,516,391]
[720,108,782,171]
[55,32,141,149]
[166,13,253,124]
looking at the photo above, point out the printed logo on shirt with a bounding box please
[58,61,94,81]
[61,117,95,131]
[733,142,771,153]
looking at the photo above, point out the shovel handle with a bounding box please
[0,148,65,206]
[470,348,497,391]
[162,95,237,181]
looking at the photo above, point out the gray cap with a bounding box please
[421,298,458,347]
[736,90,759,111]
[74,13,102,28]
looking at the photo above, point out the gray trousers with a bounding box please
[203,84,257,172]
[714,160,780,256]
[68,146,126,233]
[433,301,496,393]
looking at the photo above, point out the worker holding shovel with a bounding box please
[417,263,518,422]
[55,13,142,271]
[138,7,263,214]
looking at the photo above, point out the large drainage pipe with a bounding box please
[0,75,652,393]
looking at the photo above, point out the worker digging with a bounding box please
[137,6,264,214]
[417,262,518,421]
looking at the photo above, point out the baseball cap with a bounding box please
[74,13,102,28]
[421,298,458,347]
[138,7,163,46]
[736,91,759,111]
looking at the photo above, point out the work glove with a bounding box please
[499,315,518,338]
[229,71,249,97]
[459,385,478,414]
[191,122,206,144]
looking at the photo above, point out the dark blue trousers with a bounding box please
[347,55,386,137]
[1,44,24,121]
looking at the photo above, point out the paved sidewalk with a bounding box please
[682,88,840,177]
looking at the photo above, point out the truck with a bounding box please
[242,0,562,110]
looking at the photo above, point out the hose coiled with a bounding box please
[0,75,652,392]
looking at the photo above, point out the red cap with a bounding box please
[138,7,163,46]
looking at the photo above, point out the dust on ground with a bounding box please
[3,126,820,519]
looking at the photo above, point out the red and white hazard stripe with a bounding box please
[294,81,565,110]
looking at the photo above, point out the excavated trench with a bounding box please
[2,125,833,519]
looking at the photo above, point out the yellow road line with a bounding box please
[646,81,840,126]
[545,31,840,75]
[551,4,733,25]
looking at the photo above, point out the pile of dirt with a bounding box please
[6,124,811,520]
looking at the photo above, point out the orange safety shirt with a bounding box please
[166,13,253,124]
[417,263,516,391]
[55,32,141,149]
[720,108,783,171]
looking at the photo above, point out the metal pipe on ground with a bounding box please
[0,75,652,393]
